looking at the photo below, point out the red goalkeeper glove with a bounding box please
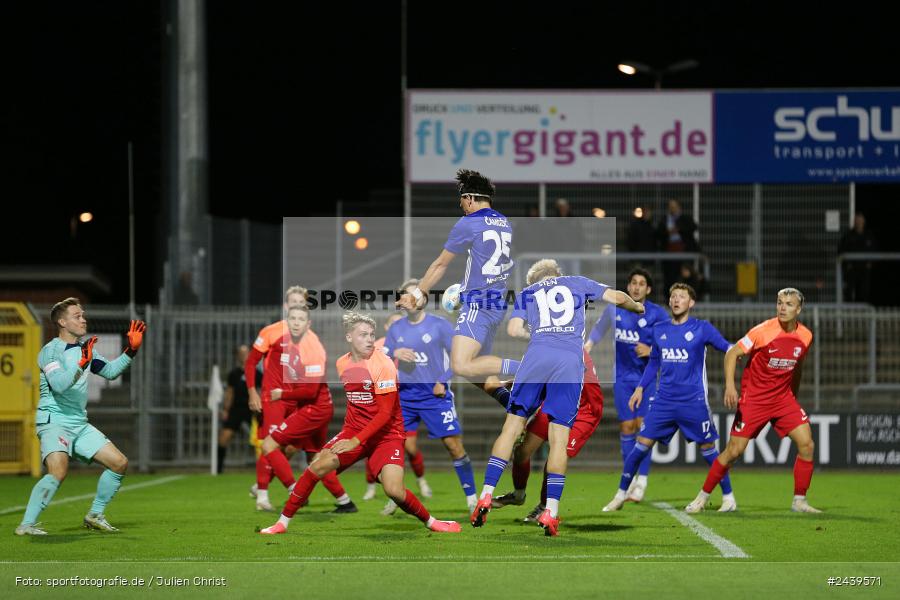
[78,336,98,369]
[125,320,147,357]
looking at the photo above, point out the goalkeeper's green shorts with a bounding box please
[36,410,109,464]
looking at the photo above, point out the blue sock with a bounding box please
[501,359,520,376]
[702,447,732,495]
[637,447,653,477]
[619,433,636,462]
[90,469,124,514]
[22,474,61,526]
[618,443,650,491]
[483,455,508,488]
[452,454,476,497]
[490,386,511,409]
[546,472,565,502]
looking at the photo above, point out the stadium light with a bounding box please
[592,208,606,218]
[79,212,93,223]
[354,237,369,250]
[633,207,644,218]
[617,59,699,89]
[344,220,361,235]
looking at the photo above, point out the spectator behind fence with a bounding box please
[676,263,707,299]
[218,344,257,473]
[838,212,876,303]
[627,206,657,253]
[657,200,699,292]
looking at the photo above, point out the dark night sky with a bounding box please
[3,1,898,303]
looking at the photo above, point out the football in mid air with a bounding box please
[441,284,462,314]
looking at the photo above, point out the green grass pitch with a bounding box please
[1,469,898,598]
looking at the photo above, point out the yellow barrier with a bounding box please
[0,303,42,476]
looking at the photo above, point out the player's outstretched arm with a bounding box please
[723,344,745,409]
[602,289,644,314]
[40,345,89,392]
[397,250,456,310]
[94,320,148,380]
[506,317,530,340]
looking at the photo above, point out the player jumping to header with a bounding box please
[471,259,643,536]
[395,169,520,410]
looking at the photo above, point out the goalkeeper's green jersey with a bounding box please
[37,338,132,424]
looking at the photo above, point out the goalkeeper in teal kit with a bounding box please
[15,298,146,536]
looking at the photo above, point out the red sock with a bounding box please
[365,459,377,484]
[540,462,548,505]
[512,458,531,491]
[265,449,296,488]
[283,469,321,518]
[793,456,814,495]
[702,458,731,494]
[321,471,347,499]
[256,455,273,490]
[397,489,431,524]
[409,451,425,478]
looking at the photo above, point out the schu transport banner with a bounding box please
[406,89,900,183]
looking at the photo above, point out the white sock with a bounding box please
[723,492,735,502]
[697,490,711,501]
[480,485,495,499]
[793,494,806,502]
[277,515,291,528]
[418,476,428,484]
[366,483,376,492]
[466,494,477,505]
[425,516,435,528]
[257,489,269,502]
[546,498,560,518]
[336,494,350,505]
[614,488,627,500]
[513,489,526,501]
[636,475,648,486]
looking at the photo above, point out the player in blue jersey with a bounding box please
[471,259,644,536]
[585,268,667,502]
[396,169,520,409]
[15,298,146,536]
[381,279,479,514]
[602,283,738,512]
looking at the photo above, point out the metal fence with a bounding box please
[28,302,900,470]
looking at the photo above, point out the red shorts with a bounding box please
[526,406,602,458]
[730,400,810,439]
[323,430,405,476]
[259,401,297,442]
[270,404,333,452]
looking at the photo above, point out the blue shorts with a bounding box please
[614,380,656,422]
[401,395,462,439]
[639,400,719,446]
[35,410,109,464]
[455,294,507,356]
[508,350,584,426]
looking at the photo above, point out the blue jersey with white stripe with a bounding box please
[589,300,667,382]
[382,313,454,402]
[639,317,731,403]
[512,275,609,355]
[444,207,513,294]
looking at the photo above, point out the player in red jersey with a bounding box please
[364,313,404,502]
[259,312,460,534]
[685,288,821,514]
[256,305,356,513]
[492,313,605,521]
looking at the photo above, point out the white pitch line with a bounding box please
[0,475,185,516]
[652,502,749,559]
